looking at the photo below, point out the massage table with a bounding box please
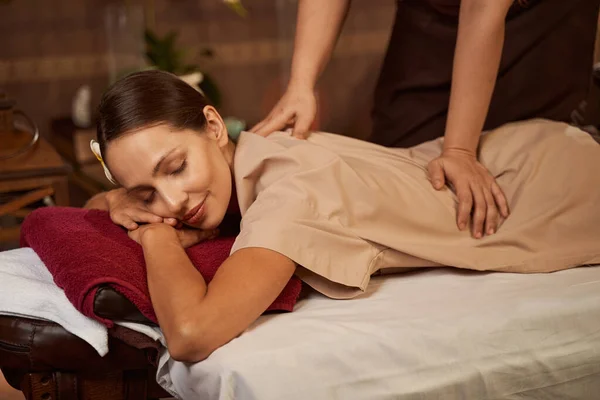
[2,257,600,399]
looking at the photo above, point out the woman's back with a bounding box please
[232,120,600,298]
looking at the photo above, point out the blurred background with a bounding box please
[1,0,395,141]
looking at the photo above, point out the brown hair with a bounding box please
[96,70,209,159]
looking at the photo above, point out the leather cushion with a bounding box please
[93,286,156,326]
[0,316,152,372]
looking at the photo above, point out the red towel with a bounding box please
[20,207,302,328]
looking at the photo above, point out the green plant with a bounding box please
[144,30,221,108]
[223,0,248,17]
[144,30,195,74]
[133,0,247,108]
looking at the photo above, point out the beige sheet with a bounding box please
[232,119,600,298]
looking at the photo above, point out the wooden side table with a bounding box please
[0,130,70,243]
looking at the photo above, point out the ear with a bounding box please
[203,106,229,148]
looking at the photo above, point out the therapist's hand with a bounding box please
[427,149,509,238]
[250,84,317,139]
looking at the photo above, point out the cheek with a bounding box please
[208,150,231,190]
[190,155,215,191]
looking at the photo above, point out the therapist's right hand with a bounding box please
[250,84,317,139]
[106,188,178,231]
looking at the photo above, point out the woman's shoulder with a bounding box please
[233,130,385,179]
[233,131,337,213]
[233,130,386,215]
[234,130,342,172]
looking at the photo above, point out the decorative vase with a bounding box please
[104,4,147,85]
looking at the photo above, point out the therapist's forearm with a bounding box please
[289,0,351,89]
[443,1,511,154]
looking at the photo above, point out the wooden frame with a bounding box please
[0,133,70,244]
[2,368,168,400]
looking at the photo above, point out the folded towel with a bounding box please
[20,207,303,328]
[0,247,110,356]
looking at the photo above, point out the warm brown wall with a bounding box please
[0,0,395,140]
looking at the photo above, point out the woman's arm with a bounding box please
[138,224,296,362]
[428,0,513,239]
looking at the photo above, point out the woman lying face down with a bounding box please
[87,70,600,363]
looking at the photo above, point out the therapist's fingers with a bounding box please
[427,158,446,190]
[455,182,473,232]
[470,184,487,239]
[248,115,269,135]
[251,109,294,137]
[249,109,275,135]
[292,111,313,139]
[491,181,510,218]
[483,186,499,236]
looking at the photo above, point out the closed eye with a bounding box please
[171,160,187,176]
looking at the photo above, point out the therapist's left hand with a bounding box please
[427,149,509,238]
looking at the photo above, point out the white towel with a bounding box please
[116,321,166,347]
[0,248,109,356]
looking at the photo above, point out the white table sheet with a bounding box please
[157,266,600,399]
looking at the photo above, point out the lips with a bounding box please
[183,200,206,225]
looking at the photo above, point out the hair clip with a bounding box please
[90,140,117,185]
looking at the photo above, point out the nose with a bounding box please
[160,186,188,216]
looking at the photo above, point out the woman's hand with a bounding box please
[128,223,219,248]
[427,149,509,238]
[106,188,178,230]
[250,84,317,139]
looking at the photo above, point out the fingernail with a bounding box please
[475,231,482,239]
[459,223,465,230]
[488,228,495,235]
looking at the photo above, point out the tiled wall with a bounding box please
[0,0,395,140]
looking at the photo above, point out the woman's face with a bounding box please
[104,108,233,230]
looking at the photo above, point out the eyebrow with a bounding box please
[126,147,178,194]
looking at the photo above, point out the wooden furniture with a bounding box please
[48,118,113,197]
[0,315,170,400]
[0,130,70,243]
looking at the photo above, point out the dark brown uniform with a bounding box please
[371,0,600,147]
